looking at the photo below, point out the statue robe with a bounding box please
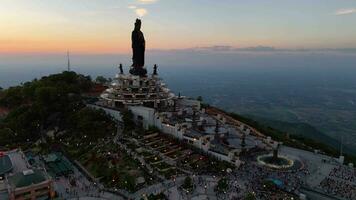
[132,29,145,67]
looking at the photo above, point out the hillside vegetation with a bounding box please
[0,71,114,148]
[245,115,356,153]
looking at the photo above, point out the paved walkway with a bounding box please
[279,145,338,188]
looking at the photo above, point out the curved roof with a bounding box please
[0,155,13,175]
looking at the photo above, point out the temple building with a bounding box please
[96,66,256,166]
[94,19,273,167]
[100,64,175,109]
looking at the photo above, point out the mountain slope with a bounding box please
[247,115,355,154]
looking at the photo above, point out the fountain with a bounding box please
[257,143,302,170]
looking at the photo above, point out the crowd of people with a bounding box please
[212,175,245,200]
[319,177,356,199]
[56,173,105,199]
[318,165,356,200]
[225,161,307,200]
[329,165,356,183]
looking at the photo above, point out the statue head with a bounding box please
[135,19,141,30]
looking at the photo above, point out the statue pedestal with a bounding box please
[129,66,147,77]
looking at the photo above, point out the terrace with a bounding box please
[151,162,173,172]
[128,129,237,180]
[144,155,162,164]
[64,138,158,193]
[165,151,183,160]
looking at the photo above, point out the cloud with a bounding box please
[135,8,148,17]
[239,46,277,52]
[151,46,356,54]
[199,46,234,51]
[129,6,148,17]
[138,0,159,4]
[192,45,277,52]
[129,0,157,17]
[334,8,356,16]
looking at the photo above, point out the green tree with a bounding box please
[146,193,167,200]
[215,178,228,193]
[182,176,194,191]
[0,72,95,145]
[95,76,108,84]
[35,86,59,106]
[0,86,24,108]
[122,110,135,133]
[0,128,16,146]
[68,108,115,139]
[245,192,256,200]
[196,96,203,102]
[4,105,41,141]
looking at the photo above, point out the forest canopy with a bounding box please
[0,71,114,147]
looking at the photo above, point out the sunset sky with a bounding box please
[1,0,356,54]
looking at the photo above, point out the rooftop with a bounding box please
[6,150,29,173]
[0,155,12,175]
[43,154,59,163]
[44,153,74,177]
[7,169,47,188]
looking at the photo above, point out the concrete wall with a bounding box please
[87,104,122,121]
[88,104,156,129]
[207,150,231,162]
[128,106,156,129]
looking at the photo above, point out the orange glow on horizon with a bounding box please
[1,0,356,55]
[0,43,130,54]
